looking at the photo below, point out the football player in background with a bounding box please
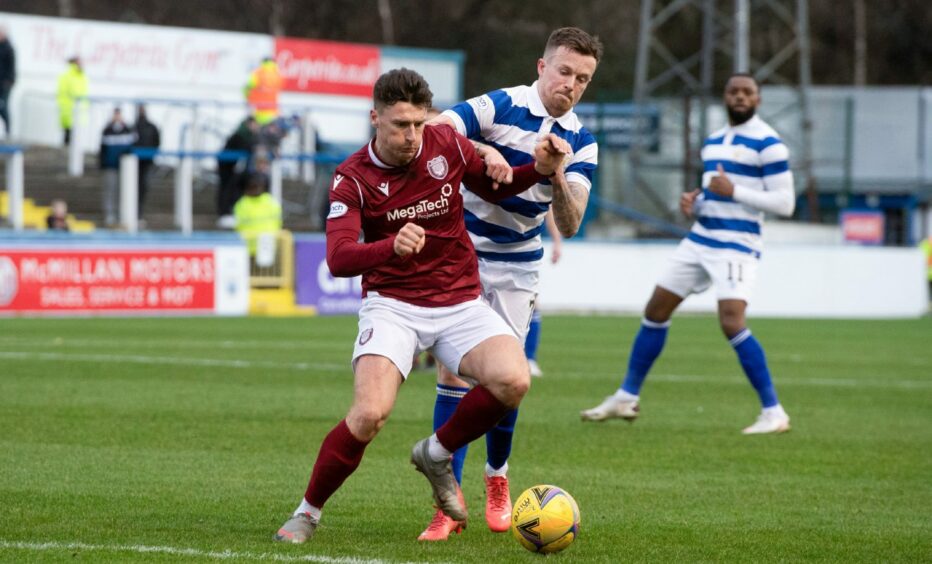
[581,73,795,435]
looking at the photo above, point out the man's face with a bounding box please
[724,76,760,125]
[371,101,427,167]
[536,46,598,117]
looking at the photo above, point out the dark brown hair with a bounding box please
[373,68,433,110]
[544,27,603,63]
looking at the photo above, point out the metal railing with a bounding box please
[1,145,25,231]
[118,149,346,235]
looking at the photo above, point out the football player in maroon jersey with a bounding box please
[275,68,570,544]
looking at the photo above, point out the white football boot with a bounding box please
[580,393,640,422]
[742,408,791,435]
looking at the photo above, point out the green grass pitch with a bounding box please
[0,314,929,562]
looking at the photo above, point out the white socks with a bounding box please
[294,499,321,521]
[427,433,452,462]
[486,461,508,478]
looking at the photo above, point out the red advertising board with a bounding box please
[275,37,380,97]
[0,249,217,313]
[840,210,885,245]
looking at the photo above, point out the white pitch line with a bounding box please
[0,539,434,564]
[654,373,932,390]
[562,371,932,390]
[0,351,347,373]
[0,335,347,352]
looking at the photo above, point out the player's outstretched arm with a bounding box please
[430,106,512,188]
[457,134,547,203]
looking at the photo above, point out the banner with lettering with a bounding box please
[0,248,249,315]
[294,238,361,315]
[275,37,380,97]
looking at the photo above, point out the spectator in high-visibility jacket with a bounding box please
[244,57,282,126]
[921,236,932,295]
[234,172,282,256]
[57,56,89,145]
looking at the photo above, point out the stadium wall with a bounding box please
[537,242,929,319]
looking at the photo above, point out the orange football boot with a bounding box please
[484,475,511,532]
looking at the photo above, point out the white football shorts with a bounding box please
[656,237,760,302]
[477,258,540,343]
[352,293,516,379]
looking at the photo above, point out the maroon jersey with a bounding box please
[326,124,543,307]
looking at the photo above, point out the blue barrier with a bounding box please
[590,194,688,238]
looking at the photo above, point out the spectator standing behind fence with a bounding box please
[57,56,88,146]
[234,171,281,258]
[99,107,135,227]
[46,199,69,232]
[0,26,15,139]
[245,57,282,126]
[217,117,259,229]
[133,104,160,227]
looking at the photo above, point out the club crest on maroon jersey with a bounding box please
[358,328,374,345]
[427,156,449,180]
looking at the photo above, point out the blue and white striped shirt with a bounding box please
[691,115,795,257]
[442,83,598,263]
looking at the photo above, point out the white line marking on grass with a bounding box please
[564,371,932,390]
[652,373,932,390]
[0,335,347,352]
[0,540,434,564]
[0,351,347,373]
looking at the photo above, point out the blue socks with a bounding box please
[434,384,517,479]
[524,309,542,360]
[730,329,779,408]
[485,409,517,470]
[434,384,469,483]
[620,318,671,396]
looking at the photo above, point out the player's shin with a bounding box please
[434,384,470,483]
[304,419,370,509]
[620,318,671,395]
[730,329,779,407]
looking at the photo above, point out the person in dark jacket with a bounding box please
[216,116,259,228]
[99,107,135,226]
[0,27,15,138]
[133,104,160,223]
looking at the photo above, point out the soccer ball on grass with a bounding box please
[511,484,580,554]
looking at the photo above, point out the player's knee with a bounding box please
[719,317,744,338]
[496,365,530,408]
[644,301,673,323]
[346,405,390,441]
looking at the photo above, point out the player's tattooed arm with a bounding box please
[550,175,589,238]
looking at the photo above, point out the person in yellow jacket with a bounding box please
[244,57,282,126]
[56,56,89,145]
[921,236,932,295]
[234,171,282,257]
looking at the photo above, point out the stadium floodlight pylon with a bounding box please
[630,0,817,222]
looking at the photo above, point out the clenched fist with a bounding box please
[394,222,426,257]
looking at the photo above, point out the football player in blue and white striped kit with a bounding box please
[419,28,601,540]
[581,73,794,435]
